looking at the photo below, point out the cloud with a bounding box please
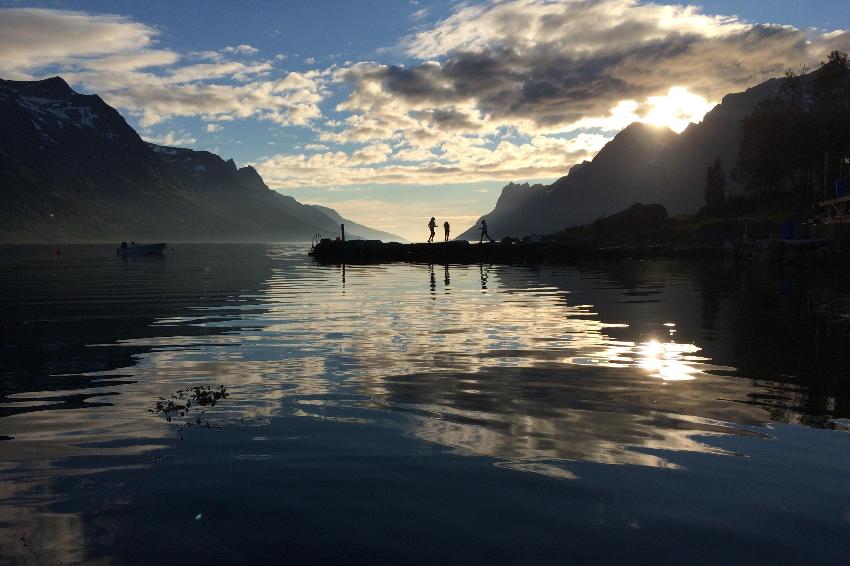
[255,131,606,188]
[251,0,849,190]
[351,143,393,164]
[0,8,168,77]
[411,7,431,21]
[206,123,222,132]
[222,44,259,56]
[165,61,274,83]
[343,0,847,137]
[141,130,197,146]
[59,69,326,127]
[0,8,328,127]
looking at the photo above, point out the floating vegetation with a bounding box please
[150,385,229,430]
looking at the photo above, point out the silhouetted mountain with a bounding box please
[0,76,397,243]
[458,76,783,240]
[308,204,405,242]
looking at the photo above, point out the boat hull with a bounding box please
[116,243,167,257]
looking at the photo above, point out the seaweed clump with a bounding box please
[150,385,229,429]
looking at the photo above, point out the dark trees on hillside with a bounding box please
[704,157,726,207]
[734,50,850,203]
[734,98,811,193]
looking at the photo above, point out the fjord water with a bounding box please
[1,244,849,565]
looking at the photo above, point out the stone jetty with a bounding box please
[308,238,725,264]
[309,237,850,267]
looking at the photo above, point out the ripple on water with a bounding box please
[1,244,850,563]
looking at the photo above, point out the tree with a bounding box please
[734,51,849,202]
[704,156,726,207]
[815,50,850,103]
[733,97,810,194]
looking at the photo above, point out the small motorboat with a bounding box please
[116,242,167,257]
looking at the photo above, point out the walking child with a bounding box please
[427,217,437,243]
[479,219,494,243]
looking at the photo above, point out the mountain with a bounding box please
[307,204,405,242]
[458,75,784,240]
[0,76,401,243]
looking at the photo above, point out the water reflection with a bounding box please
[3,249,848,471]
[2,245,850,562]
[65,253,843,476]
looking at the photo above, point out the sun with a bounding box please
[641,86,716,133]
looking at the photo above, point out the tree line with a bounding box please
[705,50,850,208]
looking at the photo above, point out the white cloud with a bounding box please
[0,8,328,128]
[0,8,176,78]
[255,131,604,189]
[411,7,431,21]
[351,143,393,164]
[166,61,273,83]
[206,123,222,132]
[141,130,197,146]
[221,44,259,56]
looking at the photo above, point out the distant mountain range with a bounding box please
[0,77,403,243]
[458,75,783,240]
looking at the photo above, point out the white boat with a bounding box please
[116,242,167,256]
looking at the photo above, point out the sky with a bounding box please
[1,0,849,241]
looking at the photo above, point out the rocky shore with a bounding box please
[726,238,850,266]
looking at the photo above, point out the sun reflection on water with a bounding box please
[0,253,784,484]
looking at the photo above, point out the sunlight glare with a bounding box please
[641,86,715,133]
[639,339,702,381]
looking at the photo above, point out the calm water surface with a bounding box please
[1,244,850,564]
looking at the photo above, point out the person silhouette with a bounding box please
[443,221,450,242]
[479,219,494,243]
[427,217,437,243]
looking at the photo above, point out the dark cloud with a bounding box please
[327,1,841,136]
[363,21,837,131]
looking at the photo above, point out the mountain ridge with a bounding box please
[0,76,402,243]
[458,75,784,240]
